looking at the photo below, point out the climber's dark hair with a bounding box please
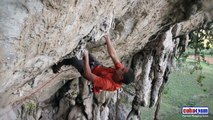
[122,68,134,85]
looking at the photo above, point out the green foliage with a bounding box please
[25,100,37,115]
[188,21,213,61]
[141,62,213,120]
[160,63,213,120]
[189,62,202,74]
[196,75,205,87]
[19,100,37,119]
[203,88,207,92]
[177,21,213,85]
[23,100,37,115]
[163,87,169,95]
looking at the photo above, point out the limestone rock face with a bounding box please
[0,0,212,120]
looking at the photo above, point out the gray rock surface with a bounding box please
[0,0,212,120]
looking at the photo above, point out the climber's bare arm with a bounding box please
[84,50,97,83]
[104,35,120,65]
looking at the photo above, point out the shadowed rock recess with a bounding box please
[0,0,212,120]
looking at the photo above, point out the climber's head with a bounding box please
[114,67,134,84]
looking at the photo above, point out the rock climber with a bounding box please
[51,35,134,94]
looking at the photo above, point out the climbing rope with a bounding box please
[0,68,72,118]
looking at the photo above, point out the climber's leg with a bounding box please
[67,57,84,75]
[68,53,100,74]
[52,57,84,76]
[88,53,101,69]
[51,53,100,76]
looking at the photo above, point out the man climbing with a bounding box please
[51,35,134,94]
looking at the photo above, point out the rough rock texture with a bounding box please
[0,0,212,120]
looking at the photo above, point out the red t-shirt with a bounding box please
[92,63,123,94]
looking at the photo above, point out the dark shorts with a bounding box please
[61,53,100,76]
